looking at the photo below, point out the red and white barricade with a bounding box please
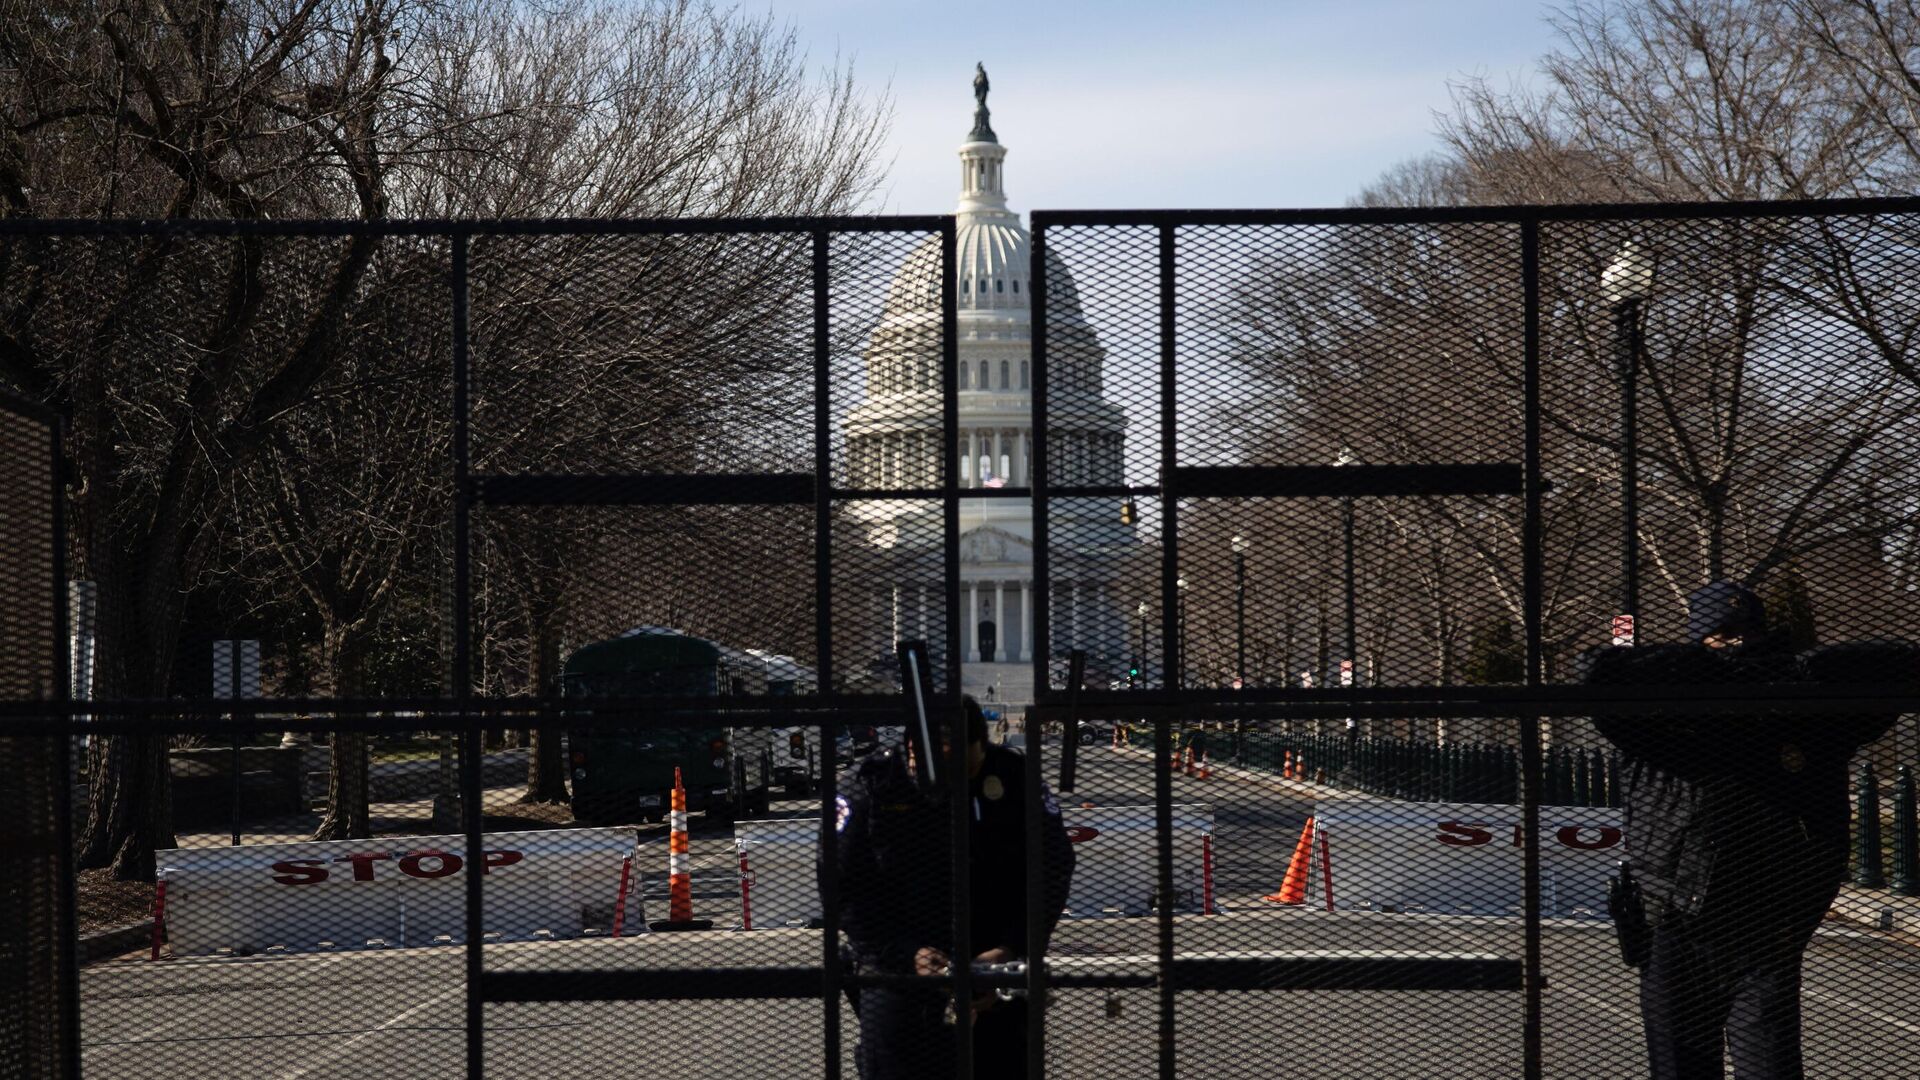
[1305,801,1623,917]
[155,826,639,955]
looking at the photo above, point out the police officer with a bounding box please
[1587,581,1911,1080]
[829,696,1075,1079]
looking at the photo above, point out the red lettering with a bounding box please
[482,850,523,873]
[1437,821,1493,847]
[398,851,462,879]
[1555,825,1622,851]
[271,859,328,885]
[1064,826,1100,844]
[337,852,390,881]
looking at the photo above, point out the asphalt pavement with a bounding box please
[82,743,1920,1078]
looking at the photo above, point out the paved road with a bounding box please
[84,744,1920,1078]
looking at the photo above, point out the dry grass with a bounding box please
[76,868,155,936]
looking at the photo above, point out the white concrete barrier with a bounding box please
[733,805,1217,928]
[1311,801,1623,917]
[157,827,638,955]
[735,818,823,929]
[1063,804,1215,917]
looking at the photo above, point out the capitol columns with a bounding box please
[1014,426,1027,486]
[1020,582,1032,662]
[968,582,980,662]
[993,581,1005,662]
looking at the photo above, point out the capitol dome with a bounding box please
[841,65,1134,699]
[878,213,1095,330]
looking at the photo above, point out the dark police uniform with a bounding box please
[1588,637,1910,1080]
[967,740,1075,1076]
[829,741,1075,1079]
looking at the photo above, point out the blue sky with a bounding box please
[777,0,1565,215]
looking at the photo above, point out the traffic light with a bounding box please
[1128,657,1141,688]
[1119,496,1137,526]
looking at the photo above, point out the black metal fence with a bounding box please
[1,203,1918,1080]
[1028,201,1920,1079]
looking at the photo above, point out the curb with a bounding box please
[79,922,154,965]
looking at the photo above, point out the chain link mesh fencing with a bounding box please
[1030,205,1920,1079]
[2,203,1918,1079]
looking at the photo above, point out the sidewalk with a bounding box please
[1831,883,1920,933]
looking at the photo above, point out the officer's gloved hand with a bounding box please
[914,947,949,976]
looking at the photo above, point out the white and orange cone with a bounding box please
[649,767,713,931]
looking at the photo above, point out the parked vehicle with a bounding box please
[562,627,776,826]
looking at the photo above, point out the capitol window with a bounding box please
[1012,280,1019,293]
[1020,361,1030,389]
[1000,360,1010,389]
[995,279,1004,293]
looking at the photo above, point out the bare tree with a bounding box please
[1215,1,1920,693]
[0,0,889,875]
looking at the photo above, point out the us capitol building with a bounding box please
[842,67,1134,704]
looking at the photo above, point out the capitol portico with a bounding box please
[844,66,1133,704]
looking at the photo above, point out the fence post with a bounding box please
[1855,762,1885,889]
[1890,764,1918,898]
[1607,751,1624,808]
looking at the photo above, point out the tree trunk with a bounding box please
[521,599,569,804]
[312,624,373,841]
[76,734,174,881]
[312,732,372,840]
[430,732,460,833]
[75,565,178,881]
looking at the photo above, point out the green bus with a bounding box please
[562,628,776,825]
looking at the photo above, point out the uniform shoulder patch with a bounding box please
[836,794,852,833]
[1041,783,1060,816]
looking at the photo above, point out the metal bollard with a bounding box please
[1855,761,1886,890]
[1890,764,1918,898]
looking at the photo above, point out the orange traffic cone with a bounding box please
[649,767,713,931]
[1196,750,1212,781]
[1282,751,1295,781]
[1262,816,1317,904]
[1112,725,1120,750]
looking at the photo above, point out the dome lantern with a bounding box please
[958,64,1012,220]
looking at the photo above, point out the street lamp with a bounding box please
[1231,535,1250,762]
[1176,575,1188,690]
[1603,242,1654,632]
[1135,600,1148,690]
[1332,447,1358,686]
[1231,537,1249,691]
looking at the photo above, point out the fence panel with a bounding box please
[2,202,1917,1079]
[0,393,72,1080]
[1033,202,1920,1080]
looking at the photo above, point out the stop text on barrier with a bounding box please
[1436,822,1622,851]
[270,849,526,885]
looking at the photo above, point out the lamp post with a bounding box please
[1603,242,1653,632]
[1231,537,1248,691]
[1135,600,1148,690]
[1176,575,1188,690]
[1333,447,1358,686]
[1231,536,1249,761]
